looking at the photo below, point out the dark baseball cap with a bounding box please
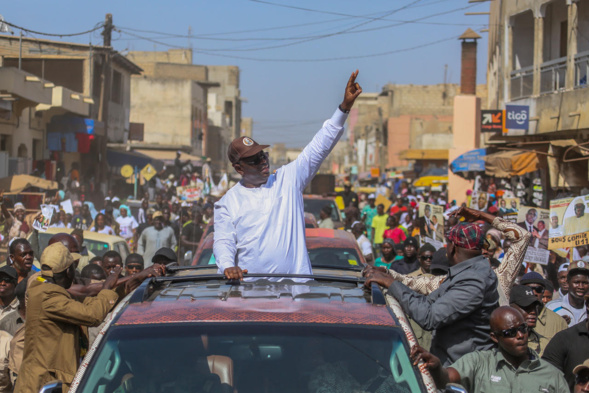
[152,247,177,263]
[509,285,541,308]
[228,136,270,164]
[430,248,450,275]
[404,237,419,248]
[0,266,17,281]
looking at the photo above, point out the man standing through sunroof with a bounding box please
[214,71,362,280]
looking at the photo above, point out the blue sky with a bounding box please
[1,0,489,147]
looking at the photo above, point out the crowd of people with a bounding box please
[0,71,587,392]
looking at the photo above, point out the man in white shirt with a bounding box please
[214,71,362,280]
[351,221,373,264]
[546,260,588,326]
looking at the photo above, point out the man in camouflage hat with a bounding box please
[15,243,121,392]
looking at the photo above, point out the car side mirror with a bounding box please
[444,383,467,393]
[40,381,63,393]
[183,251,193,266]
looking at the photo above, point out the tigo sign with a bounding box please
[505,105,529,130]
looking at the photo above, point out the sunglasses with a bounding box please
[420,255,433,260]
[576,375,589,386]
[241,151,268,166]
[0,277,15,284]
[528,285,545,294]
[495,323,528,338]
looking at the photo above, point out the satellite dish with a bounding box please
[121,165,134,178]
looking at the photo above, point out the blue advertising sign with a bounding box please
[505,105,529,130]
[450,148,486,173]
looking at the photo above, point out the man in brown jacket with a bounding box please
[14,242,120,393]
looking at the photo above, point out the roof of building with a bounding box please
[459,28,482,40]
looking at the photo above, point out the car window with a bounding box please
[195,249,216,266]
[303,199,341,222]
[78,324,421,393]
[85,239,111,257]
[308,247,363,270]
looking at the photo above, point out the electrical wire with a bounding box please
[1,20,103,37]
[116,3,480,53]
[195,33,461,62]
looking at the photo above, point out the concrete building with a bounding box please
[346,82,486,182]
[0,35,140,184]
[127,49,243,175]
[486,0,589,200]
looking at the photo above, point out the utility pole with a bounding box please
[98,13,113,192]
[102,14,113,47]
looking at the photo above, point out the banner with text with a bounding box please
[549,194,589,249]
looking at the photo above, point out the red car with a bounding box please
[192,228,365,272]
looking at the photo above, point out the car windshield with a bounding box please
[304,199,341,222]
[36,233,111,258]
[308,247,363,270]
[196,248,363,270]
[78,324,422,393]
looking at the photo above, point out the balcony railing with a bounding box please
[540,57,567,94]
[575,50,589,88]
[510,65,534,100]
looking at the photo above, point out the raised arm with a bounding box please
[287,71,362,190]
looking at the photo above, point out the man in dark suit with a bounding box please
[517,208,538,234]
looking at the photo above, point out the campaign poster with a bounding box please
[33,204,56,232]
[418,203,445,246]
[498,197,520,223]
[516,206,550,250]
[549,195,589,249]
[176,186,203,201]
[470,191,489,211]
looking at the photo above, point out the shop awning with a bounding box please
[106,149,164,172]
[134,149,203,166]
[0,175,58,193]
[484,150,539,178]
[399,149,449,160]
[450,148,486,174]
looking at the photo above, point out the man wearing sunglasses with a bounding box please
[509,284,549,355]
[411,306,569,393]
[214,71,362,281]
[520,272,568,347]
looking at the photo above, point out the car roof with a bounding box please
[303,194,335,201]
[39,227,126,243]
[114,277,397,328]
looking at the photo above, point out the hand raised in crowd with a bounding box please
[450,206,482,222]
[340,70,362,112]
[224,266,247,281]
[124,264,166,293]
[103,266,122,290]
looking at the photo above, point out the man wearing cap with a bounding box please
[366,206,530,306]
[214,71,362,280]
[546,260,589,326]
[550,212,564,237]
[366,218,499,366]
[573,359,589,393]
[509,284,550,355]
[0,199,30,244]
[361,194,377,240]
[411,306,569,393]
[389,237,420,275]
[520,272,568,344]
[565,198,589,236]
[338,182,359,209]
[137,211,177,268]
[14,243,120,393]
